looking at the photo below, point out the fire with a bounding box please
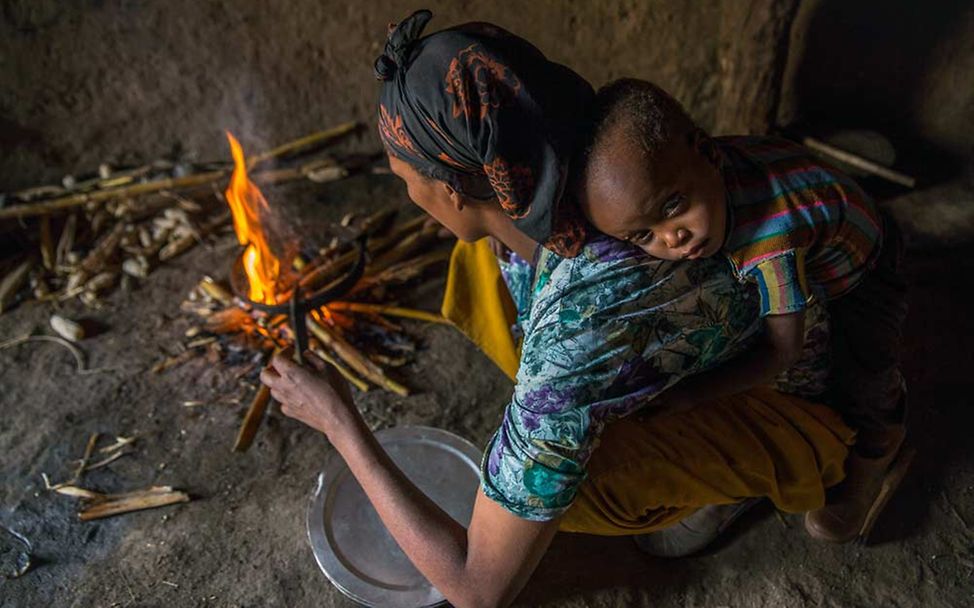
[224,132,287,305]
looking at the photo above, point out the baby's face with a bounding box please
[580,126,727,261]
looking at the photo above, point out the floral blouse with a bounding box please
[483,235,827,521]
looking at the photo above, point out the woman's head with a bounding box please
[386,154,496,241]
[374,10,594,255]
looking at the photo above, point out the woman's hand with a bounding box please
[259,349,356,436]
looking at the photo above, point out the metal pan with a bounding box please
[307,426,482,607]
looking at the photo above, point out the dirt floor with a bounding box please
[2,170,974,608]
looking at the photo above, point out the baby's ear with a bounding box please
[689,128,719,165]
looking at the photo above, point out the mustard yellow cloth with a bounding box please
[441,239,521,380]
[442,239,853,534]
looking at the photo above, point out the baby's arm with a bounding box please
[655,311,806,412]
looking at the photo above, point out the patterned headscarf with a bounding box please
[374,9,593,257]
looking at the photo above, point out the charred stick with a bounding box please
[299,215,426,291]
[233,384,272,452]
[307,316,409,396]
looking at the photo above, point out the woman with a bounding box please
[261,11,851,606]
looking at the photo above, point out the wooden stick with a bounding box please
[55,213,77,266]
[0,259,33,313]
[232,384,272,452]
[366,222,439,274]
[0,170,226,221]
[246,122,359,169]
[233,348,281,452]
[309,346,370,392]
[39,217,55,271]
[352,250,450,294]
[71,432,101,484]
[198,276,233,306]
[802,136,916,188]
[328,302,448,325]
[299,215,426,291]
[307,316,409,396]
[78,489,190,521]
[158,211,229,261]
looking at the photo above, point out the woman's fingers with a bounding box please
[260,367,281,387]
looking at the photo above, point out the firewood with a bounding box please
[246,121,358,169]
[71,433,100,484]
[366,222,439,274]
[80,222,125,275]
[299,215,426,291]
[0,169,227,221]
[198,276,233,306]
[327,302,448,325]
[55,213,77,267]
[802,136,916,188]
[86,271,118,294]
[309,346,370,392]
[0,259,33,313]
[158,212,229,261]
[204,307,252,334]
[77,488,190,521]
[233,384,272,452]
[352,250,450,294]
[307,316,409,396]
[122,256,150,279]
[151,349,199,373]
[39,217,55,271]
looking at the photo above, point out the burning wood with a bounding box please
[0,124,364,314]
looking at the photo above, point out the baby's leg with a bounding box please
[829,210,909,454]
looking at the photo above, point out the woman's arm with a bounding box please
[261,352,559,608]
[655,311,806,412]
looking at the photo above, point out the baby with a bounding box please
[578,78,911,543]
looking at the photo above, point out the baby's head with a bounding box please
[578,78,727,261]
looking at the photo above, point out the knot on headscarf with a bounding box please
[374,11,594,257]
[373,9,433,81]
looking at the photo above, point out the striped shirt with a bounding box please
[718,136,883,316]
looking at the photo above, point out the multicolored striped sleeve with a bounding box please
[747,250,811,316]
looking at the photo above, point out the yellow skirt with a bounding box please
[442,240,854,535]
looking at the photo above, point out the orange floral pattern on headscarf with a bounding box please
[445,44,521,120]
[483,156,535,218]
[378,104,419,157]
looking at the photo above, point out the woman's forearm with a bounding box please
[263,352,555,607]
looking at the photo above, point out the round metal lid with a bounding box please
[306,426,482,607]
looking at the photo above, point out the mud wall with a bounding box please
[0,0,725,191]
[779,0,974,163]
[3,0,971,194]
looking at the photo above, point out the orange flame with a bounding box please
[224,132,286,305]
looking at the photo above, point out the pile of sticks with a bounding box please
[173,207,452,451]
[0,123,360,313]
